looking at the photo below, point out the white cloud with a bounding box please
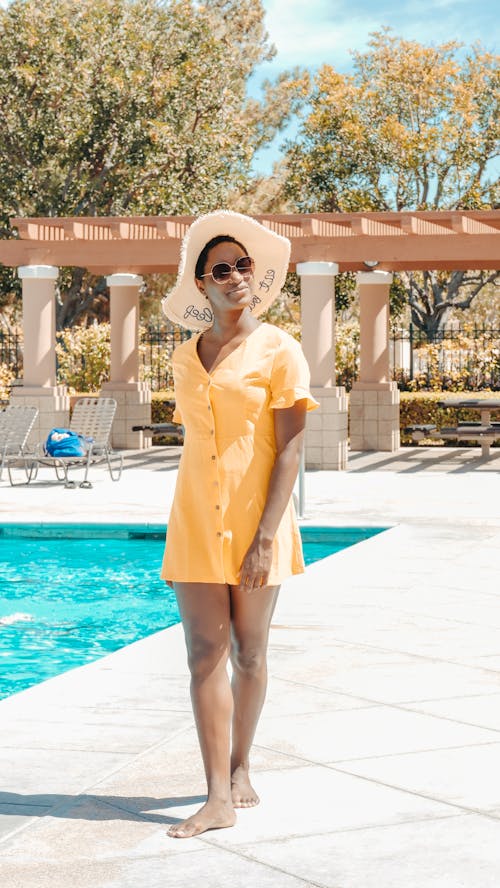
[261,1,383,72]
[260,0,497,75]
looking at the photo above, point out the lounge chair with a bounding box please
[0,404,39,482]
[24,397,123,489]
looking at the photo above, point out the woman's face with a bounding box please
[195,241,254,316]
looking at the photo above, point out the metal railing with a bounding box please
[0,329,23,376]
[3,322,500,393]
[140,326,191,390]
[391,323,500,391]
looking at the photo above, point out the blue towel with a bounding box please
[44,428,92,458]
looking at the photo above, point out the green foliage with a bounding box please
[0,0,276,217]
[55,323,111,392]
[0,362,14,401]
[336,320,359,390]
[283,29,500,335]
[395,332,500,392]
[0,0,306,325]
[0,266,20,313]
[151,392,176,424]
[389,276,408,321]
[151,391,183,444]
[399,391,500,445]
[285,30,499,214]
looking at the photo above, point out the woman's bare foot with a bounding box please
[166,798,236,839]
[231,765,260,808]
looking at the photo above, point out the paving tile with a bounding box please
[296,659,500,704]
[0,795,205,862]
[257,704,497,763]
[0,846,311,888]
[90,725,303,817]
[459,654,500,671]
[202,765,454,848]
[0,709,193,754]
[0,748,132,796]
[400,693,500,732]
[0,807,50,841]
[238,813,500,888]
[333,742,500,812]
[5,665,190,711]
[358,587,500,629]
[264,676,372,716]
[268,636,417,691]
[323,613,500,661]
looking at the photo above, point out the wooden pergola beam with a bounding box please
[1,211,498,274]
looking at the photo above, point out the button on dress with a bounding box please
[161,323,319,585]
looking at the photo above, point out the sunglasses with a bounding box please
[200,255,255,284]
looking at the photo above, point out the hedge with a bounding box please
[399,391,500,445]
[68,389,500,448]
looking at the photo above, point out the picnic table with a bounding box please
[406,398,500,458]
[436,398,500,426]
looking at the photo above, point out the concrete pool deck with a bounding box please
[1,446,500,887]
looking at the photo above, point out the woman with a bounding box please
[161,210,318,839]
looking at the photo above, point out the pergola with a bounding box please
[2,210,499,468]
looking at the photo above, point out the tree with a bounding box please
[0,0,307,326]
[283,29,500,336]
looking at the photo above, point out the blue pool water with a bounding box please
[0,523,386,700]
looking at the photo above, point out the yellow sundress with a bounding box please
[161,322,319,585]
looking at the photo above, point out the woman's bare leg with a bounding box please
[167,582,236,839]
[229,584,280,808]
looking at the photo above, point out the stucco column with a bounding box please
[350,271,400,452]
[297,261,348,470]
[10,266,69,445]
[19,265,58,387]
[107,273,141,384]
[101,273,151,449]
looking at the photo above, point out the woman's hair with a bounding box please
[195,235,248,280]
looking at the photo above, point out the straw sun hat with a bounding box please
[161,210,291,331]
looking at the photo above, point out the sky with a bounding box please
[251,0,499,172]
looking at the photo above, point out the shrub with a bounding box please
[151,391,176,423]
[0,362,14,401]
[336,321,359,390]
[56,323,111,392]
[140,342,174,390]
[151,391,182,444]
[399,391,500,445]
[396,335,500,392]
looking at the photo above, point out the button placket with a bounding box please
[207,386,224,557]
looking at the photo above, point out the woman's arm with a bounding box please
[238,399,307,592]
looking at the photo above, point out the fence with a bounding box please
[0,325,192,393]
[140,326,191,390]
[391,324,500,391]
[0,329,22,376]
[2,323,500,393]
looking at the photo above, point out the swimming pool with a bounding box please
[0,523,386,700]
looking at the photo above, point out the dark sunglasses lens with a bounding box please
[211,263,232,282]
[236,256,254,273]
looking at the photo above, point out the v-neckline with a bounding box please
[195,323,264,376]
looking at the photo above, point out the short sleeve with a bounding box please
[269,335,319,411]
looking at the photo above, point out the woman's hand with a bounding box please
[237,402,307,593]
[238,532,274,593]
